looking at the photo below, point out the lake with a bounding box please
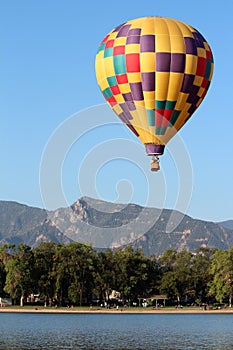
[0,313,233,349]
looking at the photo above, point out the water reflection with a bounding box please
[0,313,233,349]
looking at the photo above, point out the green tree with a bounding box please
[0,258,6,296]
[4,244,35,306]
[0,245,9,297]
[159,249,193,304]
[191,248,213,302]
[34,242,58,305]
[209,248,233,306]
[53,242,95,306]
[93,249,116,302]
[113,246,158,303]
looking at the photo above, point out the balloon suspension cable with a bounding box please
[150,155,160,172]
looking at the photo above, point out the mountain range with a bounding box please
[0,197,232,256]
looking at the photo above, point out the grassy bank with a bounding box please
[0,305,233,314]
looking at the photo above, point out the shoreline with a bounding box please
[1,307,233,314]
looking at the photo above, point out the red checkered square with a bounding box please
[155,111,164,126]
[196,57,206,77]
[164,110,173,120]
[206,50,212,61]
[116,74,128,84]
[105,40,114,48]
[113,46,125,55]
[107,96,117,106]
[126,53,140,73]
[110,85,121,95]
[201,78,209,88]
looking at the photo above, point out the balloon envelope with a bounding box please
[95,17,214,156]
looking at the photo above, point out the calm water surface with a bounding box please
[0,313,233,349]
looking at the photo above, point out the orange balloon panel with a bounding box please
[95,17,214,155]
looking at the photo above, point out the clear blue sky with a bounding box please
[1,0,232,222]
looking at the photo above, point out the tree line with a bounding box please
[0,242,232,307]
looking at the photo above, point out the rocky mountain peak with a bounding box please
[0,197,232,255]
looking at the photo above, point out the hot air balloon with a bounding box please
[95,17,214,171]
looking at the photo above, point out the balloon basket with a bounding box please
[150,156,160,172]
